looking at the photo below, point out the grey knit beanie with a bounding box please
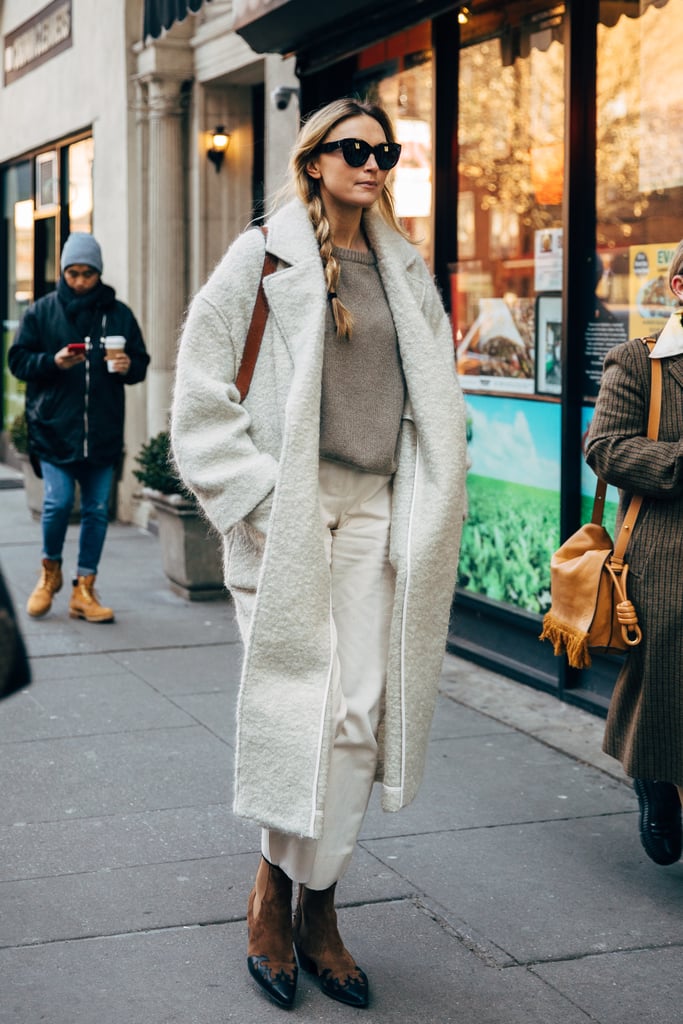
[60,233,103,274]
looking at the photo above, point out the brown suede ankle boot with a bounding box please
[27,559,63,617]
[69,575,114,623]
[246,857,298,1009]
[292,883,369,1008]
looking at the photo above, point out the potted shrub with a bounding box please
[9,410,116,522]
[133,431,226,601]
[9,411,45,520]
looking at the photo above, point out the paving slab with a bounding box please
[168,690,237,744]
[0,805,251,882]
[22,651,131,682]
[423,691,512,741]
[440,655,623,782]
[532,946,683,1024]
[360,727,634,840]
[16,605,239,655]
[362,815,683,965]
[0,901,594,1024]
[0,726,231,825]
[0,672,194,741]
[0,846,414,949]
[110,643,240,695]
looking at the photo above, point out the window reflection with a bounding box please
[589,1,683,395]
[454,11,565,395]
[357,43,433,266]
[67,137,94,234]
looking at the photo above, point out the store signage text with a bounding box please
[4,0,72,86]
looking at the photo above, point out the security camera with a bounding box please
[271,86,300,111]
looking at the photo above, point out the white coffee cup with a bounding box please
[105,335,126,372]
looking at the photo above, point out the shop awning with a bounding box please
[600,0,669,25]
[142,0,672,49]
[232,0,454,58]
[143,0,212,40]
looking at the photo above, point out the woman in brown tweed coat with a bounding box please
[585,239,683,867]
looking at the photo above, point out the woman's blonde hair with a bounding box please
[287,97,408,339]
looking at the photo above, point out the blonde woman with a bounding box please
[171,98,468,1010]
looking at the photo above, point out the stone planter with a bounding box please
[147,489,227,601]
[17,454,45,521]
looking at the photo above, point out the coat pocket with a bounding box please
[224,519,266,593]
[245,490,274,535]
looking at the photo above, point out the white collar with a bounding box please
[649,311,683,359]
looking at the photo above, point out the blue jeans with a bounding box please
[40,460,114,577]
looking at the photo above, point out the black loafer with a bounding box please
[633,778,682,866]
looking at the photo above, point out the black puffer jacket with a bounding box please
[8,278,149,467]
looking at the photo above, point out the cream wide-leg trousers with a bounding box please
[261,458,395,890]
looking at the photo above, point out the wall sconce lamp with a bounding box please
[457,5,471,24]
[208,126,230,173]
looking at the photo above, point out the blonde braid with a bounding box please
[308,195,354,340]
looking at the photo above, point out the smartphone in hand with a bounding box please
[67,343,86,353]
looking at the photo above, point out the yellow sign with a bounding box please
[628,243,678,337]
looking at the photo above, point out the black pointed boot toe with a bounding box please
[293,883,369,1009]
[246,858,298,1009]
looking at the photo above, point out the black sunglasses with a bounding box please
[316,138,402,171]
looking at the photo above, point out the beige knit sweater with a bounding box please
[320,246,405,474]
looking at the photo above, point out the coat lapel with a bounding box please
[665,357,683,393]
[262,202,327,365]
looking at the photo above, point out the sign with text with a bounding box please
[4,0,72,86]
[628,242,678,338]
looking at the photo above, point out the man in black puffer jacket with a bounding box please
[9,233,149,623]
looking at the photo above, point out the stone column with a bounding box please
[142,75,190,438]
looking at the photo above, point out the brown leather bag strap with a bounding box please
[590,478,608,526]
[611,338,661,561]
[235,226,277,402]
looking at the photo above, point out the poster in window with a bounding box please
[456,296,535,394]
[458,394,560,614]
[628,242,678,338]
[35,151,59,212]
[535,294,562,395]
[534,227,563,292]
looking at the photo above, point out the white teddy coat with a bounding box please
[171,199,468,838]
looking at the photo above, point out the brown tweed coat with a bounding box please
[585,336,683,787]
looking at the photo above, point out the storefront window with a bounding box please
[2,162,33,427]
[584,0,683,398]
[454,6,565,616]
[579,0,683,533]
[355,29,433,265]
[2,135,93,431]
[67,137,94,233]
[454,10,565,395]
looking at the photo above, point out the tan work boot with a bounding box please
[27,558,63,617]
[69,575,115,623]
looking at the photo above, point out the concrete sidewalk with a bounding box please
[1,478,681,1024]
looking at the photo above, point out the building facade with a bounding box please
[2,0,681,713]
[0,0,298,517]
